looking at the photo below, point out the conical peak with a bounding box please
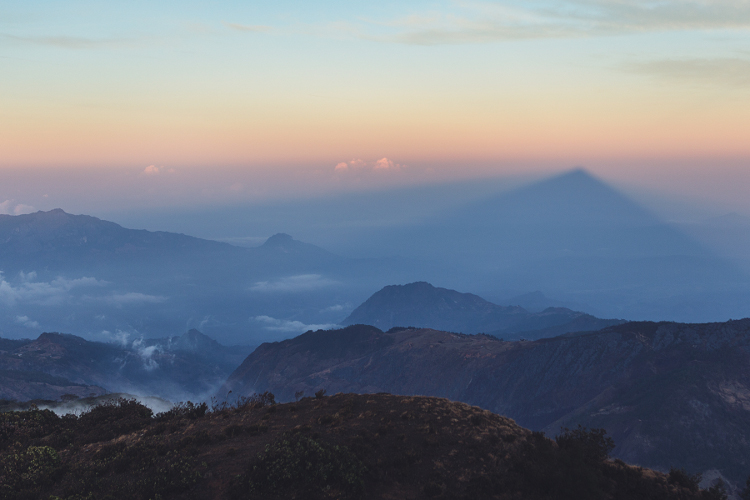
[263,233,295,247]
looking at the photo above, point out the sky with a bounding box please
[2,1,750,216]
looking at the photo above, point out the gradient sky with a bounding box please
[2,1,750,215]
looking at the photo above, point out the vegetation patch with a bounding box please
[230,432,365,500]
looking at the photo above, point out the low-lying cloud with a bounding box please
[15,315,40,329]
[253,315,339,334]
[0,272,105,307]
[0,200,35,215]
[249,274,339,293]
[131,338,162,372]
[100,292,168,306]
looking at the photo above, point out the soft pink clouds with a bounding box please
[334,157,405,172]
[374,157,404,170]
[142,165,176,176]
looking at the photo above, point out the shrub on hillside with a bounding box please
[0,407,60,445]
[556,425,615,465]
[156,401,208,421]
[668,467,701,493]
[76,398,153,442]
[0,445,61,497]
[230,433,365,499]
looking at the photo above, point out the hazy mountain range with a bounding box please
[222,319,750,489]
[2,169,749,345]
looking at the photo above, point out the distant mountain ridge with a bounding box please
[343,282,623,339]
[0,329,253,402]
[0,209,358,343]
[222,319,750,488]
[0,208,233,271]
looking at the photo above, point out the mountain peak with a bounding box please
[262,233,295,248]
[173,329,221,352]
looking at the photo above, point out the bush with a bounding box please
[556,425,614,464]
[230,433,365,499]
[0,445,61,496]
[668,467,701,493]
[502,428,618,500]
[0,407,61,444]
[156,401,208,421]
[77,398,153,443]
[741,475,750,500]
[704,479,728,500]
[236,391,276,410]
[212,391,276,413]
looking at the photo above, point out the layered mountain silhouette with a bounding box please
[2,169,749,344]
[0,210,370,343]
[221,319,750,489]
[342,282,623,338]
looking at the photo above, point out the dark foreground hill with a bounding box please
[221,320,750,488]
[0,329,252,402]
[342,281,624,338]
[0,393,728,499]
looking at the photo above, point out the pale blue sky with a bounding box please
[1,1,750,215]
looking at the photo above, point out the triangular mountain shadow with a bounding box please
[371,169,748,320]
[448,169,656,226]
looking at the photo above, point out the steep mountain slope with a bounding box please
[343,282,623,338]
[222,320,750,486]
[0,330,252,401]
[0,393,723,499]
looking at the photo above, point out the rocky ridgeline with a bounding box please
[222,319,750,489]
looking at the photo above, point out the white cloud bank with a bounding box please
[15,315,40,329]
[250,274,339,293]
[100,292,168,306]
[0,272,105,307]
[0,200,35,215]
[253,315,339,334]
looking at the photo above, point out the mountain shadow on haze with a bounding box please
[371,169,750,321]
[3,168,750,344]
